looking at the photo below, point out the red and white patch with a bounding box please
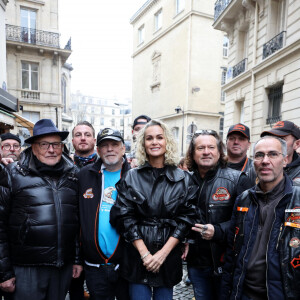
[290,255,300,269]
[289,237,300,248]
[212,187,230,201]
[83,188,94,199]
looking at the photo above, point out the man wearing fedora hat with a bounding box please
[77,128,130,300]
[0,119,82,300]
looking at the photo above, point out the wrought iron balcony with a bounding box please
[263,31,286,59]
[214,0,232,21]
[6,24,60,48]
[232,58,247,78]
[266,115,281,125]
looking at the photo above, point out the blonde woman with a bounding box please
[110,119,198,300]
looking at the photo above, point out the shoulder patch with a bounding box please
[83,188,94,199]
[212,187,230,201]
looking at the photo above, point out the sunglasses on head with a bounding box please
[193,129,218,137]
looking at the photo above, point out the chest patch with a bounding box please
[285,207,300,228]
[212,187,230,201]
[290,255,300,269]
[83,188,94,199]
[289,237,300,248]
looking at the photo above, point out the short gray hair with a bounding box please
[253,136,287,157]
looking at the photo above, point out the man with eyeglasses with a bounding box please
[221,135,300,299]
[0,133,22,171]
[261,121,300,181]
[0,119,82,300]
[184,130,251,300]
[77,128,130,300]
[226,124,256,186]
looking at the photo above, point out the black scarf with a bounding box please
[33,154,65,177]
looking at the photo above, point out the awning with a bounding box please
[0,108,15,129]
[0,88,18,112]
[12,113,34,135]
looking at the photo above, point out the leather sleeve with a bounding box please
[0,167,15,283]
[110,176,143,243]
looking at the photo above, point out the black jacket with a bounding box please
[285,151,300,181]
[77,157,130,265]
[221,175,300,300]
[186,166,251,273]
[0,148,80,283]
[110,164,199,287]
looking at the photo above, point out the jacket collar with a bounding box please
[138,162,185,182]
[18,147,76,175]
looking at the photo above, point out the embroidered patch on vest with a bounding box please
[285,207,300,228]
[83,188,94,199]
[237,207,249,212]
[212,187,230,201]
[290,255,300,269]
[289,237,300,248]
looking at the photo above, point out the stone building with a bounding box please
[70,92,132,152]
[0,0,19,135]
[5,0,71,140]
[131,0,227,155]
[213,0,300,142]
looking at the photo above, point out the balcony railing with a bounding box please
[21,90,40,100]
[232,58,247,78]
[214,0,232,21]
[6,24,60,48]
[266,115,281,125]
[263,31,286,59]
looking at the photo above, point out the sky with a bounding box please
[59,0,146,101]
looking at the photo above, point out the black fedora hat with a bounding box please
[25,119,69,144]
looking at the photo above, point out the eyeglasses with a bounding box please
[193,129,218,137]
[1,144,21,151]
[34,142,64,150]
[254,151,283,161]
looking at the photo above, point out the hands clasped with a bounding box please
[142,249,167,274]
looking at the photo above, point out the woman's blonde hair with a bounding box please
[135,119,179,166]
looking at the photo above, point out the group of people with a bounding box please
[0,116,299,300]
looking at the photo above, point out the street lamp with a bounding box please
[114,102,126,139]
[175,106,184,156]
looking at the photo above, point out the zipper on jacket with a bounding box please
[276,224,283,250]
[234,196,258,300]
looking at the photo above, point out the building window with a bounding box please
[223,36,229,57]
[112,109,115,115]
[61,77,67,113]
[100,117,104,125]
[120,118,124,126]
[219,115,224,140]
[221,91,226,103]
[20,8,36,44]
[221,69,226,85]
[176,0,185,14]
[111,119,115,127]
[22,111,40,123]
[267,85,282,125]
[172,127,179,142]
[22,62,38,90]
[101,107,104,114]
[154,9,162,31]
[138,25,145,45]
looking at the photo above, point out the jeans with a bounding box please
[129,283,173,300]
[84,264,129,300]
[188,266,221,300]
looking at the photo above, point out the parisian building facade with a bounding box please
[213,0,300,142]
[4,0,71,142]
[131,0,227,155]
[70,91,132,152]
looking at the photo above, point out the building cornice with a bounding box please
[16,0,45,5]
[132,10,213,58]
[130,0,159,24]
[160,110,223,120]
